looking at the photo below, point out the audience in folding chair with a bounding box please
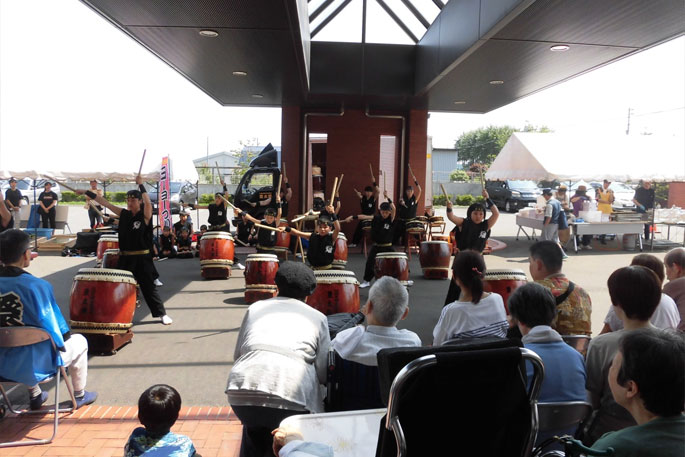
[592,328,684,457]
[433,250,508,345]
[584,265,662,444]
[0,229,97,410]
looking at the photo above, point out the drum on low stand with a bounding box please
[101,249,120,269]
[96,234,119,266]
[199,232,235,279]
[405,218,425,233]
[374,252,410,286]
[332,232,348,270]
[482,269,528,312]
[245,253,279,304]
[419,241,451,279]
[69,268,137,354]
[273,219,291,260]
[306,270,360,315]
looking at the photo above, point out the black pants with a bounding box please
[577,235,592,246]
[88,206,102,228]
[39,207,55,228]
[118,255,166,317]
[643,223,651,240]
[231,405,306,457]
[392,219,407,245]
[363,245,395,281]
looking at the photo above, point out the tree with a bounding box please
[449,169,470,182]
[229,138,261,185]
[455,124,552,167]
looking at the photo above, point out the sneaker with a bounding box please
[348,243,357,248]
[405,280,414,287]
[75,391,98,409]
[29,391,49,410]
[562,253,569,260]
[359,281,371,289]
[235,263,245,270]
[582,245,593,250]
[160,315,173,325]
[154,278,163,286]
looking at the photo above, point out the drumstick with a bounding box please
[253,222,281,232]
[291,214,307,223]
[234,238,248,247]
[43,175,77,192]
[369,163,373,178]
[408,163,415,180]
[440,183,450,201]
[215,161,224,185]
[329,177,338,207]
[88,199,106,219]
[282,162,287,180]
[277,172,283,199]
[217,194,238,211]
[479,166,485,191]
[336,174,344,195]
[138,149,147,176]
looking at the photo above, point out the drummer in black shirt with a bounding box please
[287,204,340,269]
[236,191,282,254]
[350,180,380,247]
[77,175,172,325]
[394,181,423,245]
[38,182,58,229]
[343,190,395,288]
[5,178,23,227]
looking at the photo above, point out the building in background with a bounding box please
[431,143,459,183]
[193,152,239,184]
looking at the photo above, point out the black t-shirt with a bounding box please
[360,196,376,215]
[257,219,277,247]
[5,189,22,207]
[634,187,655,209]
[38,191,58,209]
[371,214,394,244]
[234,219,254,243]
[456,219,490,252]
[398,195,418,220]
[177,236,192,248]
[308,233,335,267]
[173,220,192,238]
[160,234,174,251]
[118,208,152,251]
[208,203,227,226]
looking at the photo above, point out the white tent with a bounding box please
[485,132,685,182]
[0,170,161,182]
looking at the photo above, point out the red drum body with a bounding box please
[312,175,324,192]
[483,269,528,312]
[200,232,234,278]
[69,268,137,334]
[276,219,291,249]
[419,241,451,279]
[332,233,348,269]
[96,234,119,262]
[244,254,279,304]
[433,234,449,243]
[374,252,410,285]
[306,270,360,315]
[102,249,120,269]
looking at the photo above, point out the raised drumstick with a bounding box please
[329,177,338,207]
[138,149,147,176]
[336,174,344,195]
[253,222,282,232]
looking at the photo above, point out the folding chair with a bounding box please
[533,402,593,456]
[0,326,77,448]
[376,346,544,457]
[325,350,383,412]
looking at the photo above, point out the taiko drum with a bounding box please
[275,219,291,249]
[332,232,348,269]
[101,249,120,269]
[306,270,360,315]
[69,268,137,334]
[482,269,528,312]
[374,252,410,285]
[419,241,451,279]
[96,234,119,262]
[199,232,234,279]
[244,254,279,304]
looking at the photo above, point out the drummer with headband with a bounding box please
[349,171,380,248]
[191,182,230,231]
[77,176,172,325]
[343,190,395,289]
[443,188,499,304]
[393,170,422,246]
[286,205,340,270]
[234,191,282,254]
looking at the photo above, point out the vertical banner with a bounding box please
[159,157,172,229]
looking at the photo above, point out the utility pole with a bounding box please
[625,107,634,135]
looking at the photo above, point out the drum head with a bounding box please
[376,252,407,260]
[200,259,234,267]
[421,241,449,245]
[202,232,234,240]
[314,270,359,285]
[98,234,119,241]
[74,268,137,284]
[246,253,279,261]
[103,249,120,254]
[484,269,527,280]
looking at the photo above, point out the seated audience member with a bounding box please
[226,262,330,457]
[529,240,592,335]
[332,276,421,366]
[663,247,685,330]
[601,254,680,333]
[433,250,508,345]
[125,384,199,457]
[592,328,684,457]
[0,229,97,409]
[176,228,193,258]
[158,226,176,259]
[585,266,662,443]
[272,426,333,457]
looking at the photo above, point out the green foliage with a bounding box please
[449,169,470,182]
[432,194,484,207]
[455,124,553,167]
[200,194,215,204]
[108,192,128,202]
[455,194,475,206]
[230,138,262,185]
[655,183,669,206]
[433,194,449,206]
[61,191,85,202]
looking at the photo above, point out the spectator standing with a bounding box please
[4,178,23,228]
[541,188,568,258]
[37,181,58,229]
[570,185,593,250]
[596,180,615,245]
[85,179,103,229]
[632,180,655,240]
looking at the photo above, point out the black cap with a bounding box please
[126,189,142,199]
[9,178,16,183]
[265,207,277,217]
[275,261,317,299]
[379,202,391,211]
[542,188,553,196]
[318,215,334,227]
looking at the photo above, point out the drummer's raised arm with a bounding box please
[445,198,464,227]
[483,189,499,230]
[78,189,123,217]
[137,175,153,225]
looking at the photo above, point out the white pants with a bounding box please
[542,223,560,243]
[32,334,89,392]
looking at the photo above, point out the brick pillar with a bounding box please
[406,109,428,214]
[281,106,303,214]
[668,182,685,208]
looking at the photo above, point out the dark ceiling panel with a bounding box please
[364,44,415,96]
[436,0,481,71]
[415,13,441,91]
[479,0,528,37]
[310,42,363,95]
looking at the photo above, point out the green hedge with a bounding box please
[433,194,485,206]
[199,193,234,204]
[61,191,127,203]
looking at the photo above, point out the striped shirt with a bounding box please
[433,293,508,345]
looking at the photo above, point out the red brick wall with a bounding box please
[668,182,685,208]
[281,106,302,214]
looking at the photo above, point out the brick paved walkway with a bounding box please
[0,405,242,456]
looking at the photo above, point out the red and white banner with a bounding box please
[159,157,172,229]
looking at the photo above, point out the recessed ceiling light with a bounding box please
[199,30,219,38]
[550,44,570,52]
[232,71,248,76]
[251,94,264,99]
[453,101,466,105]
[489,80,504,85]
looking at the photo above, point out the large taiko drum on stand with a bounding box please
[419,241,451,279]
[273,219,291,260]
[96,234,119,265]
[306,270,360,315]
[199,232,234,279]
[244,253,279,304]
[332,232,348,270]
[482,269,528,312]
[69,268,137,354]
[405,218,425,233]
[374,252,410,285]
[102,249,120,269]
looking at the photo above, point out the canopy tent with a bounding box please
[0,170,161,182]
[485,132,685,183]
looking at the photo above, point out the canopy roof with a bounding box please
[0,170,161,183]
[485,132,685,182]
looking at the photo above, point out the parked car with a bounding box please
[485,180,542,212]
[0,178,62,205]
[148,181,198,214]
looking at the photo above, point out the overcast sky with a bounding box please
[0,0,683,179]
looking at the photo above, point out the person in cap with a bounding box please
[554,184,570,211]
[226,261,330,457]
[442,188,499,304]
[287,204,340,270]
[343,190,396,288]
[85,179,104,229]
[541,187,568,258]
[633,180,655,240]
[4,178,23,228]
[37,181,58,229]
[173,210,193,239]
[571,184,593,250]
[76,175,172,325]
[349,170,380,247]
[393,167,423,246]
[236,191,282,254]
[191,176,230,231]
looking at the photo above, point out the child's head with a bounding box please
[181,228,189,238]
[317,217,333,236]
[452,249,486,304]
[364,185,374,197]
[379,202,391,219]
[138,384,181,434]
[163,226,171,234]
[264,207,277,224]
[200,224,208,233]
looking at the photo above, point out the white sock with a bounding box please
[74,390,84,398]
[29,385,42,398]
